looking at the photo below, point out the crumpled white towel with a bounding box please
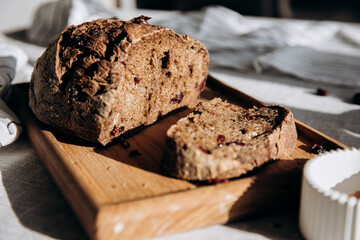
[0,39,30,147]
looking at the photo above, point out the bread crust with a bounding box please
[163,98,297,181]
[29,16,209,145]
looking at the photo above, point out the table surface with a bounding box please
[1,7,360,240]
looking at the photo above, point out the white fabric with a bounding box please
[0,35,33,84]
[0,99,22,147]
[253,46,360,87]
[337,26,360,47]
[0,37,30,147]
[26,0,113,46]
[156,6,360,85]
[0,34,44,148]
[0,33,45,66]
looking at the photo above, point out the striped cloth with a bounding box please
[0,40,28,147]
[253,46,360,87]
[198,7,360,87]
[156,6,360,87]
[26,0,113,46]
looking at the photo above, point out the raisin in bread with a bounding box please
[163,98,297,180]
[29,16,209,145]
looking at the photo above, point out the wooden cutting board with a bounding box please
[11,76,347,240]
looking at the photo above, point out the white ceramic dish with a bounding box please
[299,148,360,240]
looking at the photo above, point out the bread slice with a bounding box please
[29,16,209,145]
[163,98,297,181]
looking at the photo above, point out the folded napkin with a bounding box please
[0,39,31,147]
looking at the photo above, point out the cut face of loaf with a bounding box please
[29,16,209,145]
[163,98,297,181]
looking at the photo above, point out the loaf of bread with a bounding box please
[29,16,209,145]
[163,98,297,181]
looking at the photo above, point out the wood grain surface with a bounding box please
[11,76,348,240]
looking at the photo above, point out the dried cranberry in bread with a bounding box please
[29,16,209,145]
[163,98,297,181]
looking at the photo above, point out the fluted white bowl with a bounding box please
[299,148,360,240]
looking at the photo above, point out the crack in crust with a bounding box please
[58,19,130,102]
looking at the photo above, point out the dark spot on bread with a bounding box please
[198,78,206,90]
[217,135,225,143]
[189,65,193,75]
[217,134,226,147]
[171,92,184,103]
[73,35,85,48]
[110,126,125,136]
[61,27,75,47]
[246,113,254,120]
[161,51,170,69]
[199,146,211,154]
[134,76,141,84]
